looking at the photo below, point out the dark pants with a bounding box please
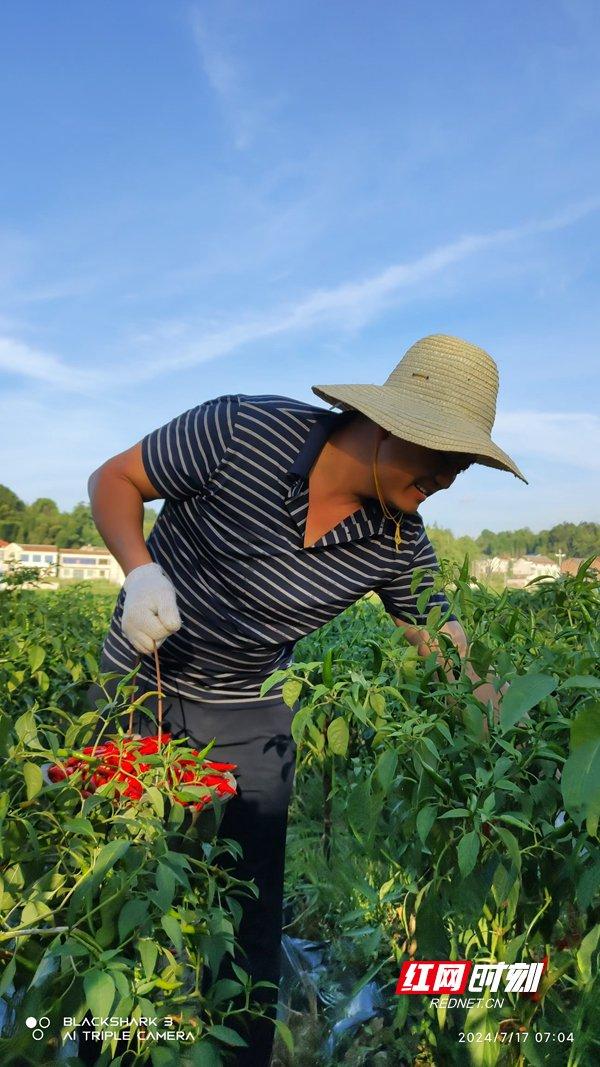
[80,660,297,1066]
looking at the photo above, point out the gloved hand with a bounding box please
[121,562,182,655]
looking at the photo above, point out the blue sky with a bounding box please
[1,0,599,537]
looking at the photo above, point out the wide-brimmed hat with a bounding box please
[311,333,528,484]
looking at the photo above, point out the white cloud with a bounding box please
[124,195,600,382]
[0,336,101,393]
[2,196,600,393]
[190,7,282,149]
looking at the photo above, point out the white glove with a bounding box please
[121,562,182,655]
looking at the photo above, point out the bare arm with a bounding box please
[390,616,508,732]
[88,442,162,577]
[390,617,468,681]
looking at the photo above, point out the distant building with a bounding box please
[472,552,578,588]
[510,555,561,585]
[472,556,510,579]
[561,556,600,576]
[0,542,124,586]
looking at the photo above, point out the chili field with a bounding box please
[0,558,599,1066]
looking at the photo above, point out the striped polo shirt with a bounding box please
[101,393,456,705]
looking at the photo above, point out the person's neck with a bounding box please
[309,414,380,507]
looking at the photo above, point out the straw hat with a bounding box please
[311,333,528,484]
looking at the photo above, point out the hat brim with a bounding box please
[311,383,529,485]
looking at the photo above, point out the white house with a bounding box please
[472,555,511,580]
[509,555,561,586]
[0,542,124,586]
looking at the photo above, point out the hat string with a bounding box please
[372,439,403,551]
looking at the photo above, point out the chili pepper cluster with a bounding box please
[47,732,238,810]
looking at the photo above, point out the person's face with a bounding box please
[373,430,476,513]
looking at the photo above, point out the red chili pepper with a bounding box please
[46,734,237,813]
[48,766,68,782]
[138,733,172,755]
[216,781,236,795]
[124,780,143,799]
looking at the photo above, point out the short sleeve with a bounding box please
[141,394,240,501]
[376,524,457,626]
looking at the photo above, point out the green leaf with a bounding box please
[230,961,250,985]
[28,645,45,673]
[438,808,471,818]
[379,877,395,900]
[83,969,116,1022]
[322,647,334,688]
[94,840,131,880]
[23,762,44,800]
[155,863,177,911]
[84,653,98,676]
[290,706,311,745]
[369,691,386,716]
[327,716,349,756]
[495,813,532,832]
[416,804,438,844]
[462,997,502,1066]
[138,938,158,981]
[499,673,556,731]
[29,948,59,990]
[376,749,397,791]
[559,676,600,691]
[150,1049,178,1067]
[14,710,38,746]
[457,830,480,878]
[492,825,521,874]
[562,701,600,829]
[206,1024,248,1047]
[145,786,164,818]
[210,978,244,1004]
[186,1040,222,1067]
[577,864,600,911]
[577,923,600,985]
[467,640,495,679]
[63,817,96,838]
[161,914,183,953]
[461,699,487,741]
[259,670,289,697]
[521,1034,547,1067]
[274,1018,294,1053]
[118,899,149,941]
[0,955,16,997]
[35,670,49,692]
[282,678,303,708]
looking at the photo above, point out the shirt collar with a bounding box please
[285,408,356,481]
[283,407,387,538]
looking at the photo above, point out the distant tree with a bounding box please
[425,523,480,566]
[1,483,597,560]
[19,497,63,545]
[0,485,26,542]
[59,503,103,547]
[143,507,158,540]
[477,529,497,556]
